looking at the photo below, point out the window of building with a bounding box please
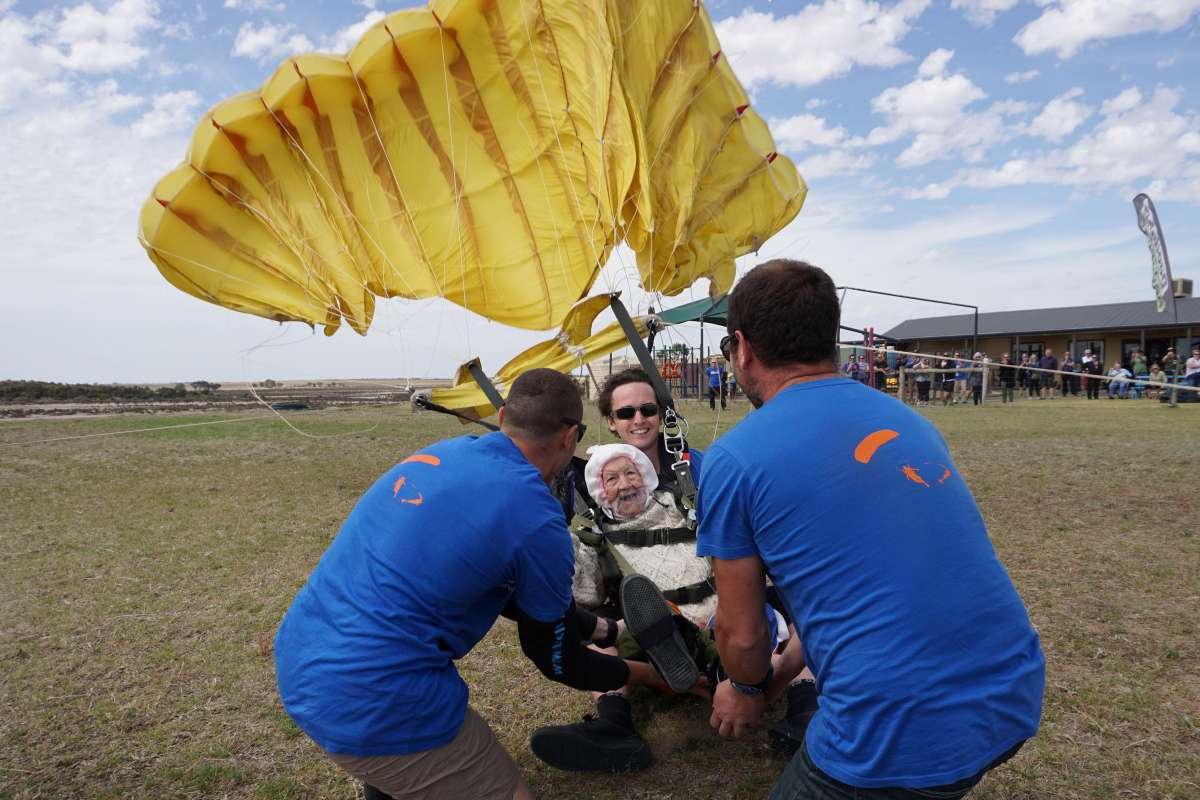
[1015,342,1044,362]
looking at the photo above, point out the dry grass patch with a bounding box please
[2,398,1197,799]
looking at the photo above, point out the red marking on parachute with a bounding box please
[900,464,930,488]
[854,429,899,464]
[711,51,722,66]
[766,152,778,164]
[292,60,304,79]
[157,198,170,208]
[431,8,443,26]
[211,118,222,130]
[402,453,441,466]
[736,104,749,117]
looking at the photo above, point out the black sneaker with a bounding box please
[620,574,700,693]
[769,681,818,758]
[530,715,653,772]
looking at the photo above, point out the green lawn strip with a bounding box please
[2,399,1197,798]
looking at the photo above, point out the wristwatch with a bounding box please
[730,665,773,696]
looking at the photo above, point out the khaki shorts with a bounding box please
[328,707,519,800]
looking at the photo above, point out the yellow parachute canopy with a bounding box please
[139,0,805,337]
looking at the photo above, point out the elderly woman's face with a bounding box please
[601,455,646,518]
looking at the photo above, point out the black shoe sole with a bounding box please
[620,574,700,693]
[530,726,653,773]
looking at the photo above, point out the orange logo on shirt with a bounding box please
[854,429,899,463]
[898,462,954,489]
[392,453,441,506]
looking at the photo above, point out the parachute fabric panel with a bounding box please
[614,0,806,298]
[139,0,804,336]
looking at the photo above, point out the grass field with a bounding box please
[2,397,1198,799]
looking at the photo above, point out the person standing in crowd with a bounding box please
[1017,354,1029,392]
[998,354,1017,404]
[953,353,969,405]
[915,358,931,407]
[970,353,985,406]
[1061,351,1077,396]
[843,354,860,382]
[874,349,889,391]
[940,354,956,405]
[700,259,1044,800]
[706,357,727,411]
[1130,349,1148,378]
[1027,354,1041,399]
[1038,349,1059,399]
[1081,350,1102,399]
[1162,347,1179,380]
[273,370,672,800]
[1186,345,1200,389]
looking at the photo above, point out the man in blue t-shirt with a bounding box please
[700,261,1044,799]
[274,370,669,800]
[706,358,727,410]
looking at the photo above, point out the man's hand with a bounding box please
[709,679,765,738]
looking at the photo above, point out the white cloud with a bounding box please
[805,98,827,110]
[326,10,385,53]
[917,48,954,79]
[770,114,851,151]
[132,90,201,138]
[714,0,930,89]
[1015,0,1200,59]
[44,0,160,73]
[867,52,1022,167]
[1026,88,1092,142]
[950,0,1019,27]
[914,87,1200,202]
[232,21,312,60]
[1004,69,1040,84]
[223,0,286,11]
[797,149,877,179]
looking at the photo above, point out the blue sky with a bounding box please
[2,0,1198,383]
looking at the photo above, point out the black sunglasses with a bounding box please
[560,417,587,443]
[720,335,735,361]
[613,403,659,420]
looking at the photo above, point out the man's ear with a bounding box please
[735,331,754,371]
[497,406,506,427]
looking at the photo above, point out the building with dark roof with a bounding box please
[883,296,1200,369]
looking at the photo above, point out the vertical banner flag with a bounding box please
[1132,194,1176,318]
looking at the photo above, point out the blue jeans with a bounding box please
[769,739,1021,800]
[1108,381,1128,398]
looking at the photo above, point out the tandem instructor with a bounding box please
[274,369,666,800]
[699,261,1045,799]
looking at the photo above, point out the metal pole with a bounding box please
[973,309,978,361]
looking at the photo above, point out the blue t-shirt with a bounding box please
[275,432,574,756]
[697,378,1044,788]
[707,366,724,389]
[954,360,968,380]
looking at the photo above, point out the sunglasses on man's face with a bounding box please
[720,335,734,361]
[560,417,587,443]
[613,403,659,421]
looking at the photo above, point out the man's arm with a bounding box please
[712,555,772,682]
[513,601,668,693]
[709,554,773,739]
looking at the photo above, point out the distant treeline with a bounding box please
[0,380,223,403]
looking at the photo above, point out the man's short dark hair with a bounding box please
[726,259,839,367]
[597,368,654,418]
[504,369,583,441]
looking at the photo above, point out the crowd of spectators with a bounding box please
[842,343,1200,406]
